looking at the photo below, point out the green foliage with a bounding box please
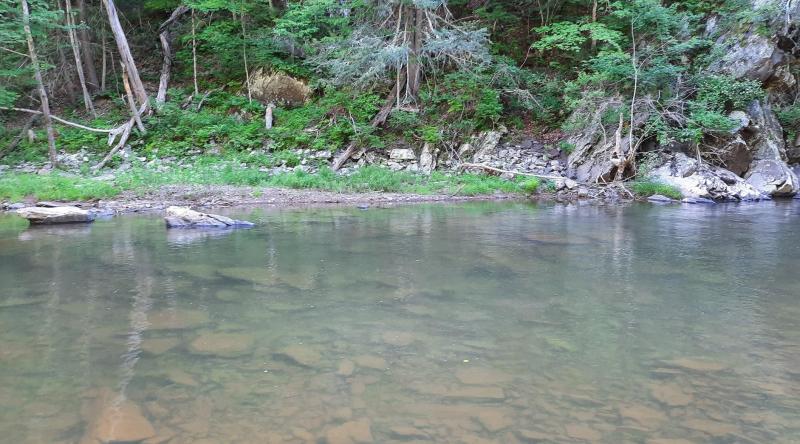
[0,173,119,201]
[519,178,541,194]
[532,21,623,53]
[421,70,503,134]
[630,180,683,199]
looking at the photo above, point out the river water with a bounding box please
[0,201,799,443]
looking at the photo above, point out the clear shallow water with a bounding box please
[1,201,799,443]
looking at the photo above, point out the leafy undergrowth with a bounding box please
[0,165,539,202]
[0,173,120,201]
[119,164,537,196]
[630,180,683,200]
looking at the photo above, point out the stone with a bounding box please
[681,197,716,204]
[325,419,373,444]
[662,357,728,373]
[354,355,387,370]
[619,404,667,429]
[15,206,94,224]
[141,337,181,355]
[164,206,254,228]
[682,419,740,437]
[745,159,799,197]
[337,359,355,376]
[444,386,505,401]
[516,429,550,442]
[165,368,199,387]
[647,194,675,203]
[474,409,513,432]
[389,148,417,161]
[564,424,601,441]
[82,390,156,444]
[389,426,429,440]
[189,332,255,358]
[419,142,437,174]
[646,440,695,444]
[649,153,763,201]
[455,367,513,385]
[147,309,210,330]
[381,331,415,347]
[275,344,321,367]
[564,178,578,190]
[650,382,693,407]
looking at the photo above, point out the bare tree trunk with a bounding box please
[21,0,58,167]
[77,0,100,91]
[121,63,145,133]
[241,10,252,103]
[406,6,424,99]
[192,9,199,96]
[102,0,147,106]
[156,4,189,106]
[64,0,96,116]
[56,31,78,103]
[590,0,598,51]
[100,26,107,91]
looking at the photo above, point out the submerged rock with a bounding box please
[15,206,94,224]
[189,332,255,358]
[325,419,373,444]
[164,206,254,229]
[455,367,513,386]
[81,389,156,444]
[147,309,210,331]
[275,344,321,367]
[662,357,728,373]
[650,382,693,407]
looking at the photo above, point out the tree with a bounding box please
[63,0,95,116]
[21,0,57,166]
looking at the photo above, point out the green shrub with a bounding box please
[0,173,120,201]
[630,180,682,199]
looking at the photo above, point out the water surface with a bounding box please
[1,201,799,443]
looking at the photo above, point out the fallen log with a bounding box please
[459,163,565,180]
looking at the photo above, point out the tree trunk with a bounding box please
[121,63,145,134]
[156,4,189,106]
[77,0,100,92]
[56,31,78,103]
[192,9,199,95]
[406,7,424,99]
[241,11,252,103]
[64,0,96,116]
[21,0,58,166]
[102,0,147,106]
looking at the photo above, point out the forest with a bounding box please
[0,0,798,201]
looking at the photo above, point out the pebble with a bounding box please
[650,382,693,407]
[325,419,373,444]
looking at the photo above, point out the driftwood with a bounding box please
[264,103,275,129]
[121,63,145,133]
[156,5,190,105]
[459,163,565,180]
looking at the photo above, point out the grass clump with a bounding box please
[630,180,682,199]
[0,173,120,202]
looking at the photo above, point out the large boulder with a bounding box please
[742,101,799,196]
[458,128,507,162]
[164,206,254,229]
[650,153,763,201]
[15,206,94,224]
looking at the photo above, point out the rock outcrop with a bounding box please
[650,153,763,201]
[164,206,254,228]
[15,206,95,224]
